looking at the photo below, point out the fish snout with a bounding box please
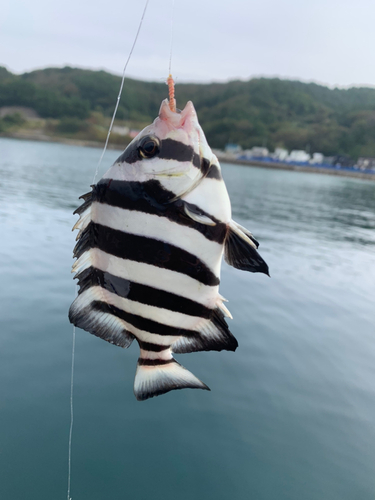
[159,99,198,133]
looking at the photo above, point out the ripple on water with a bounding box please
[1,139,375,500]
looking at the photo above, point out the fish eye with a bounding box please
[138,136,160,159]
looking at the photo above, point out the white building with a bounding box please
[112,125,130,136]
[310,152,324,164]
[273,148,288,161]
[357,157,375,170]
[236,149,253,159]
[287,150,311,163]
[250,147,269,157]
[225,143,242,154]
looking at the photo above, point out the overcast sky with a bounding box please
[2,0,375,87]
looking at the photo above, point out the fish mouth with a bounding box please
[158,99,197,133]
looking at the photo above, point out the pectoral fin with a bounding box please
[224,220,269,276]
[231,221,260,248]
[184,203,216,226]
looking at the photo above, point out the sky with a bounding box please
[2,0,375,88]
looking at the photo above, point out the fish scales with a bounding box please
[69,98,269,401]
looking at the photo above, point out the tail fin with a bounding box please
[134,358,210,401]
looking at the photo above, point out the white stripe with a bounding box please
[78,286,205,331]
[134,329,178,345]
[103,158,202,200]
[183,176,231,222]
[85,248,219,308]
[91,202,223,276]
[102,158,197,183]
[71,289,179,345]
[71,285,105,309]
[139,349,172,361]
[134,359,207,399]
[72,206,91,232]
[72,249,93,275]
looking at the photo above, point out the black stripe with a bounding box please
[138,358,176,366]
[91,301,198,337]
[200,157,210,176]
[92,179,227,244]
[115,138,201,168]
[74,223,220,287]
[138,341,170,352]
[206,163,222,180]
[116,140,140,164]
[76,266,212,318]
[158,139,201,168]
[200,158,222,180]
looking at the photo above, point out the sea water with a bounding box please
[0,137,374,500]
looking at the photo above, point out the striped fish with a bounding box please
[69,98,269,401]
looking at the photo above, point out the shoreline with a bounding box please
[217,155,375,181]
[2,132,375,181]
[0,131,124,151]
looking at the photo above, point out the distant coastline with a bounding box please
[0,131,124,151]
[2,132,375,181]
[2,66,375,163]
[216,154,375,181]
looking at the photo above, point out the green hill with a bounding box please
[1,66,375,158]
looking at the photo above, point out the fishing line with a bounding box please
[92,0,150,184]
[67,325,76,500]
[67,3,150,499]
[168,0,175,76]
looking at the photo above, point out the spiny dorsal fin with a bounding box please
[224,220,269,276]
[69,285,135,348]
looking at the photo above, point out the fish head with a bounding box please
[106,99,217,200]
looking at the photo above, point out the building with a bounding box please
[250,146,269,158]
[310,152,324,164]
[112,125,130,136]
[356,157,375,171]
[332,155,355,168]
[273,148,288,161]
[287,150,311,163]
[225,143,242,154]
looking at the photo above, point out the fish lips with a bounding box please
[158,99,198,135]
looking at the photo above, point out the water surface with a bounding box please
[0,137,374,500]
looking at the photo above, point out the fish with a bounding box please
[69,94,269,401]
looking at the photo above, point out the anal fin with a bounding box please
[172,307,238,354]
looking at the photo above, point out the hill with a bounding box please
[1,66,375,158]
